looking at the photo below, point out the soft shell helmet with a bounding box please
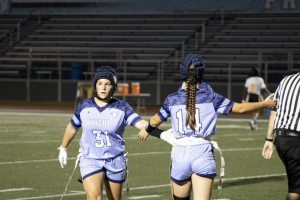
[180,54,205,83]
[93,66,117,100]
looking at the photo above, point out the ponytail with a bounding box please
[185,69,197,131]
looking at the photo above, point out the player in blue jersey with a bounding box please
[138,54,276,200]
[58,66,147,200]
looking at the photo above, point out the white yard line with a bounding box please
[0,188,33,192]
[7,174,285,200]
[0,148,264,165]
[239,138,254,141]
[223,173,286,181]
[0,112,73,117]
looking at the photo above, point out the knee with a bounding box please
[87,194,102,200]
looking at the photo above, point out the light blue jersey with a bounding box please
[158,82,235,138]
[71,97,142,159]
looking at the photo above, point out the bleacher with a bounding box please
[0,13,299,83]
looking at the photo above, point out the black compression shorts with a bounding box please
[275,135,300,194]
[248,93,260,102]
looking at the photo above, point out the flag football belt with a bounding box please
[276,129,300,138]
[174,136,225,195]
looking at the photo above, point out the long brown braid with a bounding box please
[185,68,197,131]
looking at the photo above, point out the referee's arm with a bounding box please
[262,110,277,159]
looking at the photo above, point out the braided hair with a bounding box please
[185,68,197,131]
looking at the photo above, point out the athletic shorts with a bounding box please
[170,144,216,183]
[79,154,127,183]
[248,93,260,102]
[275,135,300,194]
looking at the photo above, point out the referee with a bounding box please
[262,72,300,200]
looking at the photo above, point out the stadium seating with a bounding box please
[0,13,299,83]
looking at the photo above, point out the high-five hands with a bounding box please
[138,127,150,141]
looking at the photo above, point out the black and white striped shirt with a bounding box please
[273,72,300,131]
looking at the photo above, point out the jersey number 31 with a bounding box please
[93,130,112,148]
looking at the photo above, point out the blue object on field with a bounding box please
[263,93,271,117]
[70,63,82,80]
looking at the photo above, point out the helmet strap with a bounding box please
[95,88,114,101]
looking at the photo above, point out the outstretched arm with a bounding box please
[230,93,276,114]
[262,111,276,159]
[138,114,163,141]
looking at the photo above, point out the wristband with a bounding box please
[150,128,163,138]
[145,121,155,133]
[265,138,273,142]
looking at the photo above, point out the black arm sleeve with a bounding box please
[150,128,164,138]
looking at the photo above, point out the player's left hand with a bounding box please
[262,141,273,159]
[138,127,149,141]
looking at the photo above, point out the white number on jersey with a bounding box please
[92,130,112,148]
[176,108,202,135]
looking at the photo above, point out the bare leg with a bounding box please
[83,172,105,200]
[191,174,214,200]
[252,111,259,125]
[286,193,300,200]
[171,179,192,198]
[104,178,123,200]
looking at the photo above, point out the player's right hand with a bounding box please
[58,146,67,168]
[138,127,149,141]
[263,93,277,109]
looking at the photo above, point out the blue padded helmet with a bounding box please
[180,54,205,83]
[94,66,118,99]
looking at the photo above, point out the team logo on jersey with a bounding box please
[110,112,117,118]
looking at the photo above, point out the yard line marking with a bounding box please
[222,147,262,151]
[217,118,268,122]
[0,188,33,192]
[7,174,285,200]
[223,173,286,181]
[30,131,46,133]
[239,138,254,141]
[0,148,265,165]
[0,112,73,117]
[129,195,160,199]
[8,192,86,200]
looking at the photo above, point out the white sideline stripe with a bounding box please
[129,195,160,199]
[7,174,285,200]
[239,138,254,141]
[0,148,264,165]
[0,188,33,192]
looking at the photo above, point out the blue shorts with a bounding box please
[79,154,127,183]
[170,144,216,183]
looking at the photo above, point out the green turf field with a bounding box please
[0,113,287,200]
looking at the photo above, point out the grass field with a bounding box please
[0,112,288,200]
